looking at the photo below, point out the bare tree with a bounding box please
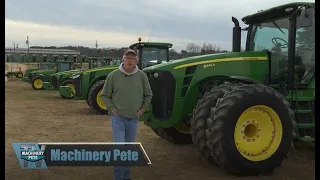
[185,43,201,54]
[201,43,214,54]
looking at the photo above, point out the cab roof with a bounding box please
[129,42,173,49]
[242,2,314,24]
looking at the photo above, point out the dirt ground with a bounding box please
[5,80,315,180]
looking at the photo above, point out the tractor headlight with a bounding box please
[153,72,159,78]
[71,74,80,79]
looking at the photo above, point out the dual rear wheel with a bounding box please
[152,83,296,175]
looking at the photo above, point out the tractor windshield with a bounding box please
[57,62,71,72]
[250,17,289,54]
[90,58,110,68]
[141,47,168,67]
[41,63,53,70]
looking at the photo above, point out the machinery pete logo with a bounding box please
[12,143,48,169]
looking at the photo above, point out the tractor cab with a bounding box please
[88,57,113,69]
[39,63,54,70]
[129,38,172,69]
[232,2,315,91]
[55,61,75,72]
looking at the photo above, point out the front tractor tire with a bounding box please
[154,124,192,144]
[60,80,76,99]
[31,77,45,90]
[87,80,109,115]
[205,84,295,176]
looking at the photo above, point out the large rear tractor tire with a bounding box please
[60,80,76,99]
[154,122,192,144]
[205,84,295,176]
[32,77,45,90]
[191,84,235,163]
[87,80,109,115]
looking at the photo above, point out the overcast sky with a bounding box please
[5,0,314,51]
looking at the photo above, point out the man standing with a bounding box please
[100,49,153,180]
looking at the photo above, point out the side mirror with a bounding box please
[299,8,314,27]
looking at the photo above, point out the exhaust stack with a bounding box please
[232,17,241,52]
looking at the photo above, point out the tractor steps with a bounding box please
[289,97,315,141]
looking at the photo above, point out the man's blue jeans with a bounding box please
[111,115,138,180]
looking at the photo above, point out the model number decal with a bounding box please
[243,57,259,60]
[203,63,216,68]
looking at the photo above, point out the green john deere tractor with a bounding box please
[59,40,172,113]
[137,2,315,176]
[21,68,40,81]
[31,60,80,90]
[23,62,56,83]
[6,67,24,78]
[45,57,113,99]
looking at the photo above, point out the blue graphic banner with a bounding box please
[12,142,151,169]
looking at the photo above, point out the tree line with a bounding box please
[29,43,229,59]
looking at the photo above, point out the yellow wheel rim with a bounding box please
[96,89,107,110]
[34,79,43,89]
[174,122,191,134]
[65,83,75,95]
[234,105,283,161]
[18,73,22,78]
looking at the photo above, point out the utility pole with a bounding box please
[95,40,98,56]
[13,42,16,62]
[26,36,30,64]
[26,36,29,54]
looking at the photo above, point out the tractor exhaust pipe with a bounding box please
[232,17,241,52]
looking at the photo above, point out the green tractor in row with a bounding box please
[6,67,24,78]
[138,2,314,175]
[21,62,54,83]
[31,60,80,90]
[59,40,172,113]
[43,57,114,99]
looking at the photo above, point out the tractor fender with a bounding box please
[228,76,261,84]
[35,74,50,82]
[87,76,108,96]
[180,75,262,121]
[37,74,45,77]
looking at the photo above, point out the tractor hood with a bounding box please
[143,51,268,72]
[51,69,84,76]
[82,65,119,73]
[30,69,56,74]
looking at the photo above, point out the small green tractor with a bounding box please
[138,2,314,176]
[22,62,56,83]
[59,41,172,113]
[6,67,24,78]
[21,68,40,81]
[31,60,80,90]
[44,57,113,99]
